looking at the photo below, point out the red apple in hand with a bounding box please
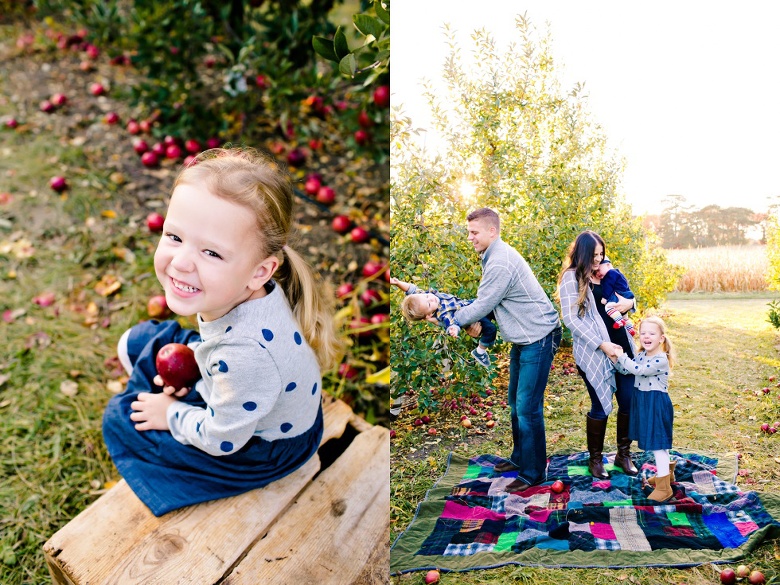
[155,343,201,390]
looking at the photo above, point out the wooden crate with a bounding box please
[43,395,390,585]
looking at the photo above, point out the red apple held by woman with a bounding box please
[155,343,201,390]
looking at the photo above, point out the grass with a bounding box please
[666,245,769,293]
[390,293,780,584]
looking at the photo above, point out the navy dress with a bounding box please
[102,319,323,516]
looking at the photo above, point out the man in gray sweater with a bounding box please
[453,208,561,492]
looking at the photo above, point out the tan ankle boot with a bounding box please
[648,460,676,486]
[647,474,673,502]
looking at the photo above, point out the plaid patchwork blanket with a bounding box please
[390,450,780,573]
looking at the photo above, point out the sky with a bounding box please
[391,1,780,216]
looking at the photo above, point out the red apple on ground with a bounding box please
[762,387,770,394]
[40,100,54,113]
[370,313,389,325]
[126,119,141,134]
[184,139,201,154]
[761,423,770,433]
[354,129,370,145]
[373,85,390,108]
[165,144,183,159]
[421,415,430,424]
[736,565,751,579]
[286,148,306,167]
[79,60,94,71]
[104,112,119,124]
[255,74,269,89]
[357,110,373,128]
[133,139,149,154]
[361,288,382,307]
[335,283,354,299]
[5,118,18,129]
[338,362,358,380]
[349,317,372,339]
[551,480,565,494]
[206,137,221,149]
[141,152,159,167]
[146,212,165,232]
[486,420,496,428]
[427,427,437,435]
[183,155,197,167]
[139,119,152,133]
[424,569,440,584]
[147,295,170,318]
[49,176,68,192]
[362,261,384,278]
[350,226,370,243]
[316,186,336,205]
[155,343,201,389]
[389,429,396,439]
[50,93,67,107]
[332,215,352,234]
[89,82,106,96]
[304,175,321,195]
[85,44,99,59]
[748,570,765,585]
[461,417,472,428]
[413,418,423,426]
[308,138,322,150]
[719,568,736,585]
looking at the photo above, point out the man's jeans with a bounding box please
[506,325,562,485]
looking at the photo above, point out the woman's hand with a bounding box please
[130,392,176,431]
[613,294,635,314]
[599,341,622,359]
[465,322,482,338]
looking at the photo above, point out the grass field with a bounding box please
[666,245,769,293]
[390,293,780,584]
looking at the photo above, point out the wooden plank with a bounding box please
[223,425,390,585]
[321,395,353,443]
[46,456,320,585]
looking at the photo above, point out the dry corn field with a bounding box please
[666,245,769,292]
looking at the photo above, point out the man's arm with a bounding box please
[451,262,510,327]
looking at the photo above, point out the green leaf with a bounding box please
[375,0,390,25]
[353,14,385,39]
[312,36,338,62]
[334,26,350,60]
[339,53,357,77]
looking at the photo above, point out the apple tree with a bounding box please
[391,15,678,409]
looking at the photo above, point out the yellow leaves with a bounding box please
[101,210,117,219]
[94,274,121,297]
[366,366,390,385]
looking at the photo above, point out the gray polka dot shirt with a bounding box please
[167,281,322,455]
[615,351,670,393]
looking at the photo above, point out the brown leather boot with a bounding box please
[586,415,609,479]
[648,460,676,486]
[647,474,673,502]
[613,411,638,476]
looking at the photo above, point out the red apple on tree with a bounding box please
[155,343,201,390]
[357,110,373,128]
[373,85,390,108]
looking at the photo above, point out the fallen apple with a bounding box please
[421,415,431,424]
[140,151,159,167]
[461,417,472,428]
[736,565,751,579]
[5,118,18,129]
[338,362,358,380]
[184,139,201,154]
[49,176,68,193]
[350,226,370,243]
[155,343,201,390]
[357,110,373,128]
[146,212,165,232]
[316,186,335,205]
[147,295,171,318]
[389,429,396,439]
[748,570,765,585]
[50,93,67,107]
[486,420,496,428]
[40,99,55,113]
[354,129,370,146]
[361,261,384,278]
[286,148,306,167]
[370,313,389,325]
[332,215,352,234]
[89,82,106,96]
[304,176,321,195]
[551,480,565,493]
[719,568,736,585]
[132,139,149,155]
[165,144,183,159]
[126,119,141,135]
[427,427,437,435]
[206,136,221,149]
[335,283,354,299]
[104,112,120,124]
[361,288,382,307]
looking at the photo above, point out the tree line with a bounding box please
[643,195,766,249]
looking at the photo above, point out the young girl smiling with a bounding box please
[102,148,342,516]
[611,316,676,502]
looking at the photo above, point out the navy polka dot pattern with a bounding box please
[218,360,228,372]
[196,421,201,433]
[293,331,302,345]
[262,329,274,341]
[285,382,297,392]
[220,441,233,453]
[312,382,318,396]
[280,422,293,433]
[209,406,215,417]
[175,412,179,419]
[225,326,232,333]
[243,401,257,411]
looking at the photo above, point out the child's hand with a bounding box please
[425,315,440,325]
[389,276,401,287]
[130,392,176,431]
[153,374,190,398]
[465,322,482,338]
[447,325,459,337]
[613,345,624,358]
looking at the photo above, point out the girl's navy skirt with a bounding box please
[102,319,323,516]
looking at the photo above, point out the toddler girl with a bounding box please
[611,316,676,502]
[102,148,342,516]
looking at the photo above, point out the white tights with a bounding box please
[653,449,670,477]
